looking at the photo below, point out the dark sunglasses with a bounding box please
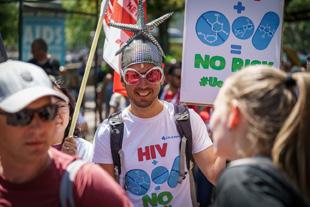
[0,104,58,126]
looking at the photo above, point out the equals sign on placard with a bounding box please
[230,44,242,54]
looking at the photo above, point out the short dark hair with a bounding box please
[32,38,48,53]
[168,62,182,76]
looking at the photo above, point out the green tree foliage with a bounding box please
[62,0,102,51]
[283,0,310,53]
[147,0,185,55]
[63,0,185,56]
[285,0,310,12]
[0,3,18,48]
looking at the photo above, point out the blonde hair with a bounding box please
[221,65,310,203]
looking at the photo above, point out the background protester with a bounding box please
[160,62,182,104]
[52,78,93,162]
[108,92,129,116]
[28,38,60,78]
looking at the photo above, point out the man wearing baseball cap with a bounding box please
[0,60,132,207]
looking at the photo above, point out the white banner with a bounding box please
[180,0,285,105]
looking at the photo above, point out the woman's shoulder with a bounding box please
[218,158,288,193]
[215,158,307,207]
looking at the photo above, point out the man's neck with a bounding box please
[0,152,51,183]
[129,99,164,118]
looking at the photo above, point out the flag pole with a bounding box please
[68,7,106,137]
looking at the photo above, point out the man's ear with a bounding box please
[228,101,241,129]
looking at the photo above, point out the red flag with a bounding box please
[100,0,147,96]
[113,71,127,96]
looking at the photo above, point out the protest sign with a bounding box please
[181,0,284,104]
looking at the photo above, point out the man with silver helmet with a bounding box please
[93,1,226,206]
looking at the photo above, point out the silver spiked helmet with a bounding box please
[109,0,173,69]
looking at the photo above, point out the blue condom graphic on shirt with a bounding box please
[125,169,151,196]
[151,166,169,185]
[167,156,180,188]
[125,155,182,196]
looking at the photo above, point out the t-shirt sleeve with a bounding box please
[189,109,213,153]
[74,163,132,207]
[92,120,113,164]
[76,138,93,162]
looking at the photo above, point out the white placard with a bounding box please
[180,0,284,105]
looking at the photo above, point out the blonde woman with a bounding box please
[210,65,309,206]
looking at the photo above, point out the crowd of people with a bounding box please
[0,2,310,207]
[1,52,309,207]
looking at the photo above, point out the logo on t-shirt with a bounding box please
[161,135,180,141]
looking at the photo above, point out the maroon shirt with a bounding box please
[0,148,132,207]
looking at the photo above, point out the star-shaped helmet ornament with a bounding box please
[109,0,173,57]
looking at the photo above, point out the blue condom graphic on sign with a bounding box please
[125,169,151,196]
[196,11,230,46]
[252,12,280,50]
[232,16,254,40]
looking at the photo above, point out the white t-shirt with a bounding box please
[76,137,93,162]
[92,101,212,207]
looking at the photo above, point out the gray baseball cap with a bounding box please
[0,60,68,113]
[121,38,163,70]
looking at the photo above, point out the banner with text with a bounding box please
[180,0,284,105]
